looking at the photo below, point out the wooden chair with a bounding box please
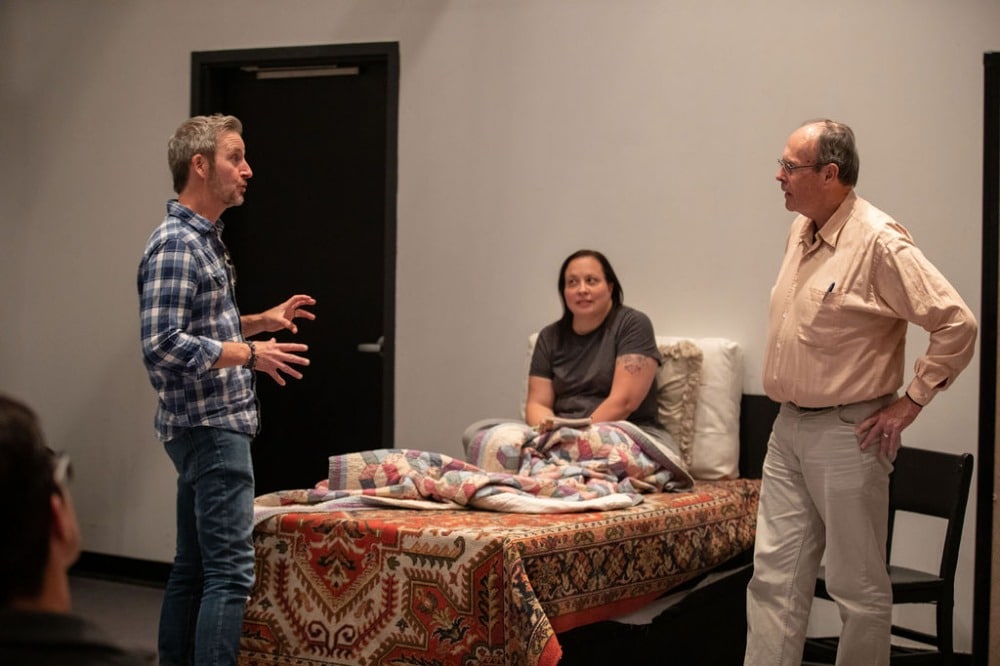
[804,447,974,665]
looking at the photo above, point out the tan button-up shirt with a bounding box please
[763,191,977,408]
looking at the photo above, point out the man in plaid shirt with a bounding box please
[138,114,315,666]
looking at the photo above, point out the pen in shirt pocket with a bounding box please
[823,281,835,301]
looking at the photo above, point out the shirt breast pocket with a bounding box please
[191,244,230,292]
[795,286,853,349]
[206,267,227,291]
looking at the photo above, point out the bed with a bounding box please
[238,337,780,666]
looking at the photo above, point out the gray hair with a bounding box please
[167,114,243,194]
[803,119,860,187]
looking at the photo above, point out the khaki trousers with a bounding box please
[744,397,894,666]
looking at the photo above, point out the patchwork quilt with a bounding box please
[254,422,694,523]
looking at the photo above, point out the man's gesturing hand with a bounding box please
[253,338,310,386]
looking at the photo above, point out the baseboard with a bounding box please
[71,551,170,588]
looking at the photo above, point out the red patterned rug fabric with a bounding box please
[239,479,759,666]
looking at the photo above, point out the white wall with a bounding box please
[1,0,995,651]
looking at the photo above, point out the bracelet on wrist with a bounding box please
[904,391,923,408]
[244,341,257,370]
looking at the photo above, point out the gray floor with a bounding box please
[70,575,163,657]
[63,575,860,666]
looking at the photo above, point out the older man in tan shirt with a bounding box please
[744,120,977,666]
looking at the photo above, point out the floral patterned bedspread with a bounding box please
[239,478,760,666]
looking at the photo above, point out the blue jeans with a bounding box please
[159,427,255,666]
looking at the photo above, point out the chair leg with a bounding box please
[803,636,838,664]
[937,597,954,655]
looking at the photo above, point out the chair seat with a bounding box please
[889,565,946,603]
[889,565,942,586]
[816,565,946,602]
[805,635,950,664]
[815,565,947,604]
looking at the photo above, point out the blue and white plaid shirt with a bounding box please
[138,200,258,442]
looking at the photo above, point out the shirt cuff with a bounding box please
[198,338,225,374]
[905,378,935,407]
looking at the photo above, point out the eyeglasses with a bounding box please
[777,158,824,174]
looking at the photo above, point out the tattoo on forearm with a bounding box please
[619,354,648,375]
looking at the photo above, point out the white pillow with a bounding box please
[658,337,743,480]
[655,339,703,468]
[519,332,540,421]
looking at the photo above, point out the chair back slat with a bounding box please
[886,447,974,579]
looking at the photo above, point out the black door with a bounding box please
[192,44,398,493]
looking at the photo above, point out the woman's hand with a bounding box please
[536,418,555,433]
[535,416,592,433]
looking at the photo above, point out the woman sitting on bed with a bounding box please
[527,249,666,440]
[461,248,689,495]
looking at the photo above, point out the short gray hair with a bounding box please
[803,119,860,187]
[167,114,243,194]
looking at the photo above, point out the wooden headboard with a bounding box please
[739,394,780,480]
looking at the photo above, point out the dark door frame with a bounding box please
[974,51,999,665]
[189,42,399,450]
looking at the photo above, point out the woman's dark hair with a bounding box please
[556,249,624,339]
[0,395,55,606]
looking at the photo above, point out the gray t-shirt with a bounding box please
[529,306,662,429]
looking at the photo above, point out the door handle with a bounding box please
[357,336,384,354]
